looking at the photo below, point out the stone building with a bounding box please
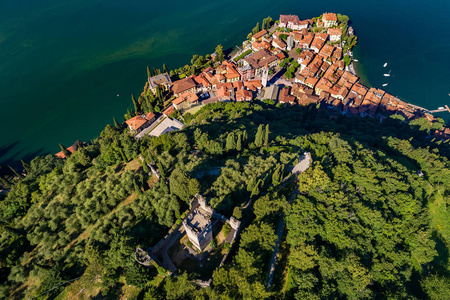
[183,208,213,251]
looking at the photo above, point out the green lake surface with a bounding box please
[1,0,449,165]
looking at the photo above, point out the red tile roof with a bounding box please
[172,77,197,95]
[126,115,148,131]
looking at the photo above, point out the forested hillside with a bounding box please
[1,102,449,299]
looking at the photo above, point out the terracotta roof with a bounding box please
[163,105,175,117]
[252,40,271,50]
[243,79,262,91]
[194,74,211,87]
[146,112,156,120]
[173,91,199,105]
[323,13,338,22]
[126,115,148,131]
[253,29,268,39]
[280,15,301,25]
[279,87,296,103]
[273,38,287,49]
[236,89,253,101]
[328,28,342,36]
[232,81,244,90]
[55,145,76,159]
[172,77,197,95]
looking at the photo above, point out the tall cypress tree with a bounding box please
[226,132,236,151]
[113,117,120,129]
[264,124,270,146]
[242,130,248,145]
[59,144,71,158]
[8,166,22,178]
[157,162,165,179]
[255,124,264,147]
[20,159,30,173]
[236,133,242,151]
[163,63,169,74]
[147,66,152,78]
[131,94,140,114]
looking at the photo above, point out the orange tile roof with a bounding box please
[323,13,338,22]
[236,89,253,101]
[172,77,197,95]
[163,105,175,117]
[327,27,342,36]
[253,29,268,39]
[173,91,199,105]
[126,115,149,131]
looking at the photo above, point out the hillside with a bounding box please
[0,102,449,299]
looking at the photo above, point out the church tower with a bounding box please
[261,61,269,87]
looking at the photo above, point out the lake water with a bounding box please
[1,0,449,165]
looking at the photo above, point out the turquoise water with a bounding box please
[1,0,449,165]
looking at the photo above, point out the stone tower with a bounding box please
[261,61,269,88]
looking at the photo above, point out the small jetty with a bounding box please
[429,105,450,114]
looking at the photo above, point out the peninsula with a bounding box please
[0,13,449,300]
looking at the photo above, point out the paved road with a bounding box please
[265,187,299,290]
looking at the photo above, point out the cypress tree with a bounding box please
[153,67,157,76]
[253,22,260,34]
[20,159,30,173]
[255,124,264,147]
[147,66,152,78]
[59,144,71,158]
[251,179,262,197]
[131,94,140,113]
[264,124,270,146]
[8,165,22,178]
[163,63,169,74]
[113,117,120,129]
[236,133,242,151]
[262,19,267,31]
[272,165,281,185]
[242,130,248,144]
[0,176,10,187]
[226,132,236,151]
[157,162,165,179]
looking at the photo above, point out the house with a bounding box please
[243,79,263,91]
[328,27,342,42]
[318,44,335,60]
[310,33,328,53]
[251,29,268,42]
[172,77,197,97]
[298,34,314,49]
[347,82,368,106]
[244,49,278,76]
[305,77,319,89]
[148,73,172,94]
[337,71,358,89]
[330,85,349,100]
[217,85,232,101]
[315,78,333,96]
[279,15,309,30]
[209,73,226,87]
[236,89,253,101]
[272,38,287,50]
[322,13,338,28]
[333,47,343,61]
[252,40,271,52]
[125,112,156,134]
[238,64,254,81]
[292,32,303,44]
[279,87,296,104]
[172,91,199,110]
[194,73,212,90]
[162,105,175,117]
[224,65,241,83]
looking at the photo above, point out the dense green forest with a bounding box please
[1,101,449,299]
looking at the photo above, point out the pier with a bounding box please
[429,105,450,114]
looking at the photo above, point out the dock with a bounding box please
[429,105,450,114]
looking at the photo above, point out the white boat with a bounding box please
[438,106,445,109]
[353,59,359,62]
[383,62,388,67]
[382,83,388,87]
[383,70,391,77]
